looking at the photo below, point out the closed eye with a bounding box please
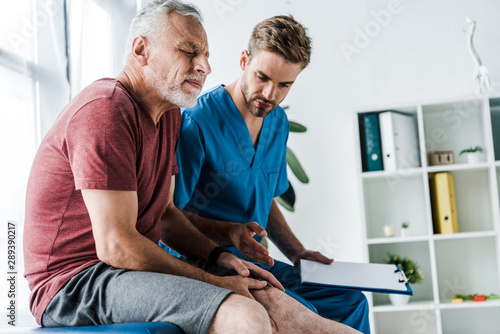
[180,49,196,57]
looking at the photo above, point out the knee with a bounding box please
[251,286,287,310]
[210,294,272,334]
[243,300,270,329]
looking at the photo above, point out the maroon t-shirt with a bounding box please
[24,78,181,325]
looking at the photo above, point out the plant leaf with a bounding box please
[289,121,307,133]
[275,182,295,212]
[287,147,309,184]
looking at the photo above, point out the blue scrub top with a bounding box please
[174,85,289,233]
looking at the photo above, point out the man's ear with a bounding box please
[240,50,250,71]
[131,36,149,66]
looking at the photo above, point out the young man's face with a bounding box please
[145,12,211,108]
[240,50,303,117]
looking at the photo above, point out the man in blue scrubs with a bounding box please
[170,15,370,333]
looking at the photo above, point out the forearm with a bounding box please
[182,210,239,246]
[160,204,219,260]
[82,187,250,291]
[182,210,272,265]
[267,200,305,263]
[104,228,217,284]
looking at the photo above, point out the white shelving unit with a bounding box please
[356,96,500,334]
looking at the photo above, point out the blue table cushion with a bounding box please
[30,322,184,333]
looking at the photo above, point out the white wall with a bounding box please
[188,0,500,264]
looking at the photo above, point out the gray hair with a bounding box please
[123,0,203,62]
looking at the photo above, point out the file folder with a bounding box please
[300,260,413,295]
[429,172,460,234]
[378,111,420,171]
[358,113,383,172]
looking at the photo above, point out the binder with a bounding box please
[358,113,383,172]
[429,172,460,234]
[300,260,413,295]
[378,111,420,171]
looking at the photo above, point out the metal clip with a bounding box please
[395,269,409,284]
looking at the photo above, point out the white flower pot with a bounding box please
[400,228,409,237]
[465,152,482,164]
[389,294,411,305]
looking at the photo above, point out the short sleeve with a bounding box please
[273,121,290,197]
[173,111,205,210]
[66,95,138,191]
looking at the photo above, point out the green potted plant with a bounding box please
[384,253,424,305]
[459,146,484,164]
[400,221,409,237]
[264,109,308,248]
[275,106,309,212]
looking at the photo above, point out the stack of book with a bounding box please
[359,111,421,172]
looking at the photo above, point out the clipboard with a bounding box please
[300,260,413,295]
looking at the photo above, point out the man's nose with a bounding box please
[262,82,276,101]
[194,56,211,76]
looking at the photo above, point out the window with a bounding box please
[0,0,37,315]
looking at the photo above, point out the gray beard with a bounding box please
[152,73,200,108]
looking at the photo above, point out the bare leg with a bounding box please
[207,294,273,334]
[251,286,362,334]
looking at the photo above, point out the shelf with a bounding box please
[374,309,438,334]
[440,299,500,310]
[372,300,436,313]
[432,230,497,241]
[422,100,487,166]
[369,242,434,306]
[426,162,490,173]
[357,97,500,334]
[367,235,429,244]
[361,168,422,180]
[429,168,495,233]
[435,237,500,302]
[363,175,429,239]
[441,306,500,334]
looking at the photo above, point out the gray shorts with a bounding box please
[41,262,232,334]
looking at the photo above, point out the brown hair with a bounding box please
[248,15,312,69]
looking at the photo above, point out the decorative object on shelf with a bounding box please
[383,224,396,237]
[400,222,409,237]
[428,151,455,166]
[459,145,484,164]
[384,253,424,305]
[429,172,460,234]
[388,293,411,306]
[275,106,309,212]
[466,18,492,96]
[454,293,500,303]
